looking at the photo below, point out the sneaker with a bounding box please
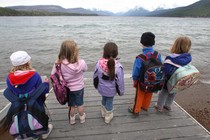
[163,106,172,111]
[79,113,86,124]
[128,107,139,116]
[154,104,163,112]
[70,114,76,125]
[41,124,53,139]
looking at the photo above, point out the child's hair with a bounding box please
[170,36,191,54]
[58,40,78,63]
[140,32,155,47]
[10,63,33,73]
[103,42,118,81]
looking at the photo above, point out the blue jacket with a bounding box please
[93,60,124,97]
[132,47,162,81]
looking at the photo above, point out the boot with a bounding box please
[70,114,76,125]
[101,105,106,118]
[79,113,86,124]
[105,109,113,124]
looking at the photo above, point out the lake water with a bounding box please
[0,16,210,83]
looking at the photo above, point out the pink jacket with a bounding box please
[51,59,88,91]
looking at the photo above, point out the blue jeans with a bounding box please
[102,96,114,111]
[157,89,176,108]
[68,88,84,107]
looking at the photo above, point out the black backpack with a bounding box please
[137,51,165,92]
[3,83,49,139]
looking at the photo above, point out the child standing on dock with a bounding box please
[128,32,163,116]
[93,42,125,124]
[155,36,192,112]
[4,51,53,139]
[51,40,88,125]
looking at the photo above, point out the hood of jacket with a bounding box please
[61,59,87,74]
[166,53,192,66]
[8,70,36,86]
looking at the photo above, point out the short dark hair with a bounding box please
[140,32,155,47]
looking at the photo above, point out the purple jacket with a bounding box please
[93,59,125,97]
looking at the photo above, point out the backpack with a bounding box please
[3,83,49,139]
[137,51,165,92]
[50,63,68,105]
[164,59,200,94]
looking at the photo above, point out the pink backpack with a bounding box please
[50,63,68,105]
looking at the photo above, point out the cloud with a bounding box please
[0,0,200,13]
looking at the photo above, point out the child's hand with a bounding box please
[44,78,49,83]
[41,76,49,83]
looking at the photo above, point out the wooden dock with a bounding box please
[0,77,210,140]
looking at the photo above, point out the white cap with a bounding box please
[10,51,31,66]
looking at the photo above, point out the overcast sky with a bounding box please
[0,0,200,13]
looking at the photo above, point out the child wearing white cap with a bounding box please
[4,51,53,139]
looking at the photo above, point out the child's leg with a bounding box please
[69,106,76,125]
[70,106,75,116]
[68,91,76,125]
[164,93,176,110]
[78,105,86,123]
[101,96,106,117]
[104,96,114,111]
[77,105,84,116]
[141,92,153,110]
[156,89,169,109]
[132,85,145,113]
[74,88,86,123]
[104,96,114,124]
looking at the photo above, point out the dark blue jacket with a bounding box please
[6,71,49,104]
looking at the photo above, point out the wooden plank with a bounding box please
[47,120,206,139]
[1,77,209,139]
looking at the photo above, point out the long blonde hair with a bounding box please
[10,62,33,73]
[58,40,78,63]
[170,36,191,54]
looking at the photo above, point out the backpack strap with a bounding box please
[136,51,159,61]
[3,88,19,102]
[153,51,159,58]
[164,59,181,68]
[29,83,48,100]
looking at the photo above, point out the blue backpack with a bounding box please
[3,83,49,139]
[137,51,165,92]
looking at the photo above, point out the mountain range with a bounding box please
[0,0,210,17]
